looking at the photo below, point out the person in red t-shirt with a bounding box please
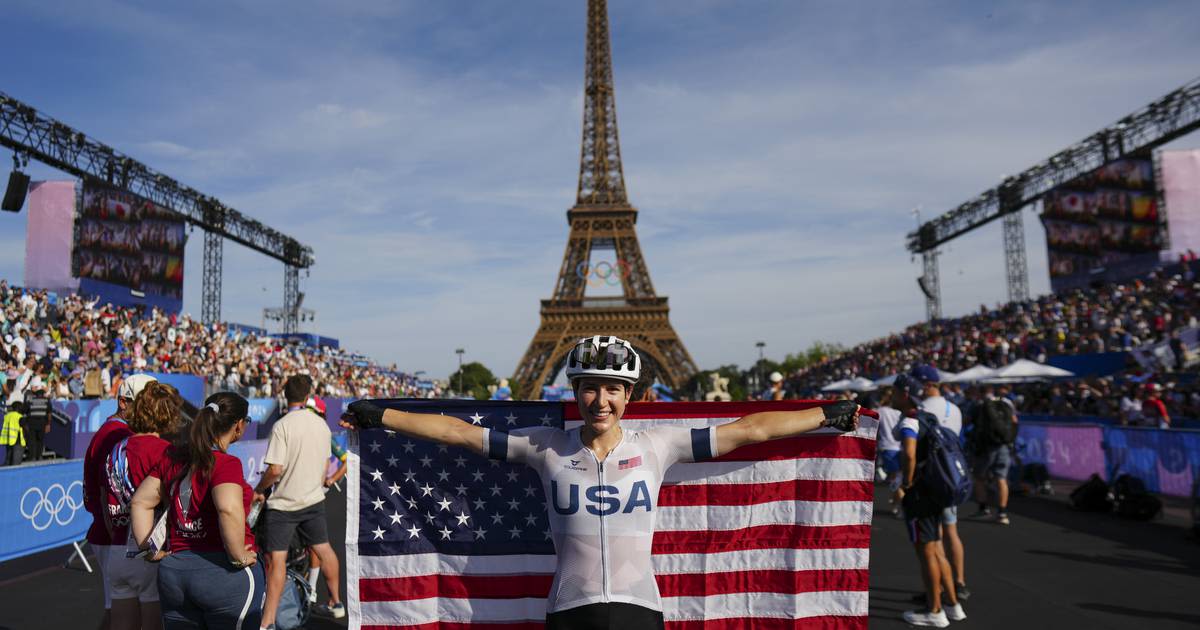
[82,373,157,630]
[1142,383,1171,429]
[130,392,263,630]
[103,382,180,630]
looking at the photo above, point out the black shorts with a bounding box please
[546,602,665,630]
[901,489,941,545]
[263,500,329,552]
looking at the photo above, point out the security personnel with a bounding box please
[2,401,26,465]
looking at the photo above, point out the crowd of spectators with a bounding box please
[789,264,1200,424]
[0,280,431,404]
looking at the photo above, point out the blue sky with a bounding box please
[2,1,1198,380]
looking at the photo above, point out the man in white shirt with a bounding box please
[873,388,904,514]
[254,375,344,626]
[912,365,970,605]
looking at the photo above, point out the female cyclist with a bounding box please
[343,335,861,630]
[103,381,181,630]
[130,392,263,630]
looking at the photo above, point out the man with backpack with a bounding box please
[892,367,971,627]
[970,386,1017,524]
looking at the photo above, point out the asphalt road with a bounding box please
[2,482,1199,629]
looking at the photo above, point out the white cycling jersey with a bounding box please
[481,425,718,613]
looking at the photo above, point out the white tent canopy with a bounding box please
[945,365,997,383]
[846,377,878,392]
[982,359,1074,383]
[821,378,853,392]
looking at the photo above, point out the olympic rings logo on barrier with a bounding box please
[20,481,85,532]
[576,259,632,287]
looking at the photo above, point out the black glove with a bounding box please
[821,401,860,432]
[344,400,385,429]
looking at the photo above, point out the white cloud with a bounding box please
[2,1,1199,378]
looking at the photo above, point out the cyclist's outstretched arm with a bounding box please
[340,400,486,457]
[714,401,861,455]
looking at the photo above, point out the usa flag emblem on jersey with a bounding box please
[346,399,877,629]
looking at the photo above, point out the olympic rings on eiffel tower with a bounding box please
[576,260,632,287]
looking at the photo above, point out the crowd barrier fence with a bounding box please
[1020,421,1200,498]
[0,439,268,563]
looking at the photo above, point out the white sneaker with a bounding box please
[945,603,967,621]
[902,609,950,627]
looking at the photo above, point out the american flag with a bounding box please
[346,400,877,630]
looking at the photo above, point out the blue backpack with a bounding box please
[915,411,973,508]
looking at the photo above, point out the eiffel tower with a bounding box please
[512,0,698,400]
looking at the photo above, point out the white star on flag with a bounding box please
[419,484,434,497]
[439,527,453,540]
[489,484,502,496]
[371,497,385,511]
[424,512,436,524]
[385,455,399,467]
[372,527,386,540]
[455,484,468,495]
[437,497,453,512]
[473,527,487,540]
[369,469,383,482]
[436,470,451,482]
[490,512,504,525]
[406,525,421,539]
[524,484,537,497]
[524,513,538,526]
[506,498,520,511]
[540,413,552,426]
[505,413,518,426]
[405,497,418,510]
[402,441,415,453]
[389,483,402,496]
[403,470,417,483]
[455,512,471,526]
[369,441,382,453]
[472,498,487,510]
[471,470,485,482]
[508,526,523,539]
[419,455,433,468]
[469,413,484,425]
[505,470,520,483]
[390,511,403,525]
[453,455,467,467]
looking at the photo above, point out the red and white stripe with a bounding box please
[348,401,877,630]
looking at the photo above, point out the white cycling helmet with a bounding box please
[564,335,641,385]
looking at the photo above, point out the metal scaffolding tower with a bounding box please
[906,76,1200,303]
[0,91,314,325]
[922,250,941,321]
[1002,211,1030,303]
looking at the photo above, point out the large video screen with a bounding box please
[1040,153,1165,292]
[75,183,186,301]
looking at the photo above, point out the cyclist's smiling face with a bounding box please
[575,377,632,434]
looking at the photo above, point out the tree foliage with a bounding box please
[448,361,497,400]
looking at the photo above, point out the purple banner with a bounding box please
[1018,423,1107,481]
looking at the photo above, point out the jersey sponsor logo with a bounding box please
[563,459,588,471]
[550,480,653,516]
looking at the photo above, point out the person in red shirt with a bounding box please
[82,373,157,630]
[1142,383,1171,429]
[103,382,180,630]
[130,392,262,630]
